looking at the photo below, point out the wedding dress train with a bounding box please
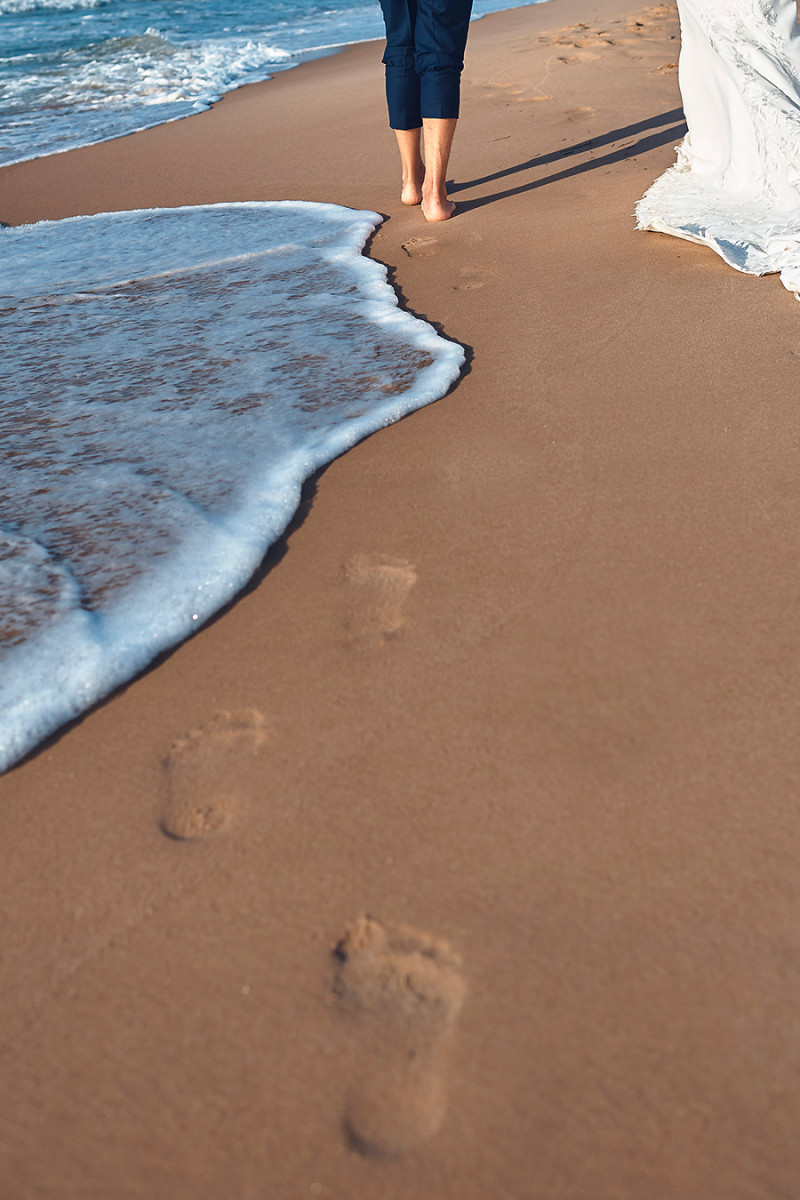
[636,0,800,295]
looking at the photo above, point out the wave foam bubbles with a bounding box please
[54,28,293,108]
[0,0,109,12]
[0,202,464,772]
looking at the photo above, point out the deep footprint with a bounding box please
[332,915,466,1157]
[160,708,268,840]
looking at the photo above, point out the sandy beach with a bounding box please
[2,1,800,1195]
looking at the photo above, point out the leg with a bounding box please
[394,128,425,205]
[421,117,457,220]
[414,0,474,221]
[380,0,425,202]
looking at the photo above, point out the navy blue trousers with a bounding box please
[379,0,473,130]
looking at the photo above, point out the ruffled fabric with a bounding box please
[636,0,800,297]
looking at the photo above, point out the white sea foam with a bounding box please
[0,202,464,772]
[0,0,546,166]
[0,0,108,11]
[53,29,293,108]
[1,28,293,112]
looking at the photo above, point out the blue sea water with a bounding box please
[0,0,541,166]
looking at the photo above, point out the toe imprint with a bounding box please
[160,708,268,841]
[332,915,466,1157]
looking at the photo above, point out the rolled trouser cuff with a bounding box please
[384,53,423,129]
[419,71,461,119]
[417,52,463,120]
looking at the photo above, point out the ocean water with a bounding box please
[0,202,465,772]
[0,0,542,166]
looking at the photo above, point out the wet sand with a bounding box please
[1,1,799,1196]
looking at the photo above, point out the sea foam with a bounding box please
[0,0,108,11]
[0,202,464,772]
[0,0,546,166]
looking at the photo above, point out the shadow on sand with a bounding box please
[449,107,687,211]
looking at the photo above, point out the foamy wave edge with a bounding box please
[0,0,107,12]
[0,201,465,773]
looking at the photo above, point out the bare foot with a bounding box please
[422,193,456,222]
[401,163,425,206]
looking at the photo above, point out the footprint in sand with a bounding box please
[554,34,600,48]
[565,105,597,122]
[159,708,268,840]
[453,264,498,292]
[477,79,552,102]
[555,52,599,65]
[332,915,466,1157]
[540,23,615,51]
[626,6,674,35]
[341,553,417,648]
[401,236,438,258]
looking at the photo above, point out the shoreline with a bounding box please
[0,0,545,173]
[0,200,465,775]
[0,40,362,172]
[3,1,800,1195]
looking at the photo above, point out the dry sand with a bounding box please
[1,1,799,1196]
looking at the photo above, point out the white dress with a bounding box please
[636,0,800,295]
